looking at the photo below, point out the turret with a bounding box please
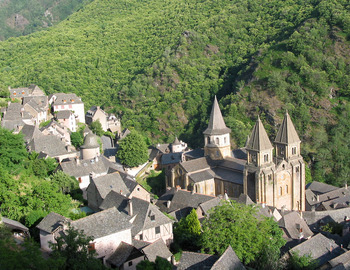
[80,132,100,160]
[203,96,231,160]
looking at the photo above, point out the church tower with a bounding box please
[203,96,231,160]
[243,116,274,204]
[274,111,305,211]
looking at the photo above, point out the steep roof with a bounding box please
[177,252,219,270]
[203,96,231,135]
[81,132,100,149]
[173,136,181,145]
[142,239,172,262]
[1,217,29,232]
[56,110,72,119]
[278,211,313,240]
[306,181,339,195]
[289,233,343,267]
[50,93,83,105]
[275,111,300,144]
[36,212,71,234]
[246,116,273,151]
[21,124,41,143]
[106,242,144,267]
[27,134,71,157]
[211,246,246,270]
[71,207,132,239]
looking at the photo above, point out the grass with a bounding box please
[138,169,165,197]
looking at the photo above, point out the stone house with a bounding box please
[9,85,45,101]
[85,106,121,133]
[1,102,34,132]
[56,110,76,132]
[105,241,145,269]
[36,208,133,262]
[40,120,71,146]
[49,93,85,123]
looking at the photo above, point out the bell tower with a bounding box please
[203,96,231,160]
[243,116,274,204]
[274,111,305,211]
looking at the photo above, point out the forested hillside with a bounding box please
[0,0,92,40]
[0,0,349,185]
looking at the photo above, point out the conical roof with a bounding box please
[246,116,273,151]
[173,136,181,145]
[80,132,99,149]
[203,96,231,135]
[275,111,300,144]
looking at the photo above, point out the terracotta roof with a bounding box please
[275,112,300,144]
[203,96,231,135]
[246,116,273,151]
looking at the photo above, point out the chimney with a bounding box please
[76,157,80,165]
[316,195,320,202]
[128,200,133,216]
[167,201,171,208]
[89,172,94,183]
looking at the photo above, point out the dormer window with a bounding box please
[264,154,269,162]
[63,99,66,103]
[71,99,74,102]
[292,147,297,155]
[13,92,16,96]
[22,91,25,95]
[151,215,155,221]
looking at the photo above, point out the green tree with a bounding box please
[286,251,317,270]
[50,171,80,195]
[117,130,148,167]
[201,200,285,267]
[89,120,104,137]
[70,131,84,148]
[174,208,201,250]
[136,257,172,270]
[50,225,106,270]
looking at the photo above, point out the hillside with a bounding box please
[0,0,349,185]
[0,0,92,40]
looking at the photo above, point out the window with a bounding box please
[224,137,227,144]
[268,175,272,181]
[279,186,282,196]
[69,104,72,109]
[292,147,297,155]
[151,215,155,221]
[78,177,82,183]
[251,153,257,164]
[216,137,219,144]
[285,185,288,194]
[61,105,65,109]
[207,137,210,144]
[128,261,133,266]
[279,146,285,156]
[155,226,160,234]
[139,234,143,240]
[216,151,220,157]
[296,166,299,173]
[264,154,269,162]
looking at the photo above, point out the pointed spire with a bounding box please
[275,111,300,144]
[173,136,180,145]
[246,116,273,151]
[203,96,231,135]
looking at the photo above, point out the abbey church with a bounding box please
[168,97,305,211]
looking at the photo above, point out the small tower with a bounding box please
[80,132,100,160]
[203,96,231,160]
[244,116,274,204]
[274,111,301,161]
[171,137,182,153]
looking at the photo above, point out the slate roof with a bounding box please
[190,170,214,183]
[142,239,172,262]
[203,96,231,135]
[246,116,273,151]
[56,110,72,119]
[1,217,29,232]
[24,98,45,113]
[236,193,254,206]
[132,239,151,250]
[71,207,132,239]
[288,233,343,267]
[36,212,71,234]
[99,190,129,211]
[184,148,204,160]
[278,211,313,240]
[161,152,182,165]
[211,246,246,270]
[21,124,41,143]
[1,103,29,131]
[306,181,339,195]
[303,208,350,231]
[22,95,48,108]
[275,111,300,144]
[156,188,214,214]
[328,250,350,269]
[198,197,222,216]
[154,143,170,154]
[27,134,71,157]
[50,93,83,105]
[91,172,137,200]
[173,136,181,145]
[106,241,144,267]
[181,157,211,173]
[58,155,117,178]
[81,132,100,149]
[118,128,131,140]
[232,148,248,160]
[318,188,350,203]
[177,252,219,270]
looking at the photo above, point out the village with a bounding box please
[2,84,350,269]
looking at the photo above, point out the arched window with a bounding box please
[216,137,219,144]
[224,137,227,144]
[207,137,210,144]
[279,186,282,196]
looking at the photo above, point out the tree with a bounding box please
[117,130,148,167]
[70,131,84,148]
[136,257,172,270]
[174,208,201,250]
[201,200,285,268]
[50,171,80,195]
[286,251,317,270]
[50,225,106,270]
[89,120,104,137]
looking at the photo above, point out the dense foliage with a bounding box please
[0,0,92,40]
[286,251,317,270]
[0,0,348,186]
[201,200,285,268]
[117,130,149,167]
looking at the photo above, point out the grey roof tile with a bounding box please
[278,211,313,240]
[106,241,144,267]
[51,93,83,105]
[306,181,341,195]
[203,96,231,135]
[177,252,219,270]
[141,239,172,262]
[211,246,246,270]
[161,152,182,165]
[36,212,71,234]
[1,217,29,232]
[56,110,72,119]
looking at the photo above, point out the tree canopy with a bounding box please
[201,200,285,267]
[117,131,149,167]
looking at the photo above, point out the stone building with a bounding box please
[168,97,305,211]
